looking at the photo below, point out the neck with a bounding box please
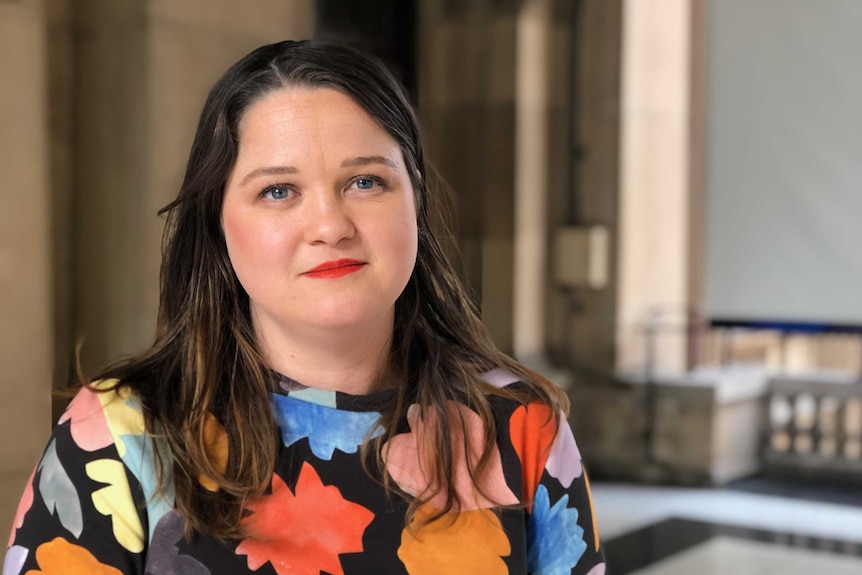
[253,313,394,395]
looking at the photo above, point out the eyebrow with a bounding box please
[340,155,398,170]
[238,156,398,187]
[239,165,298,186]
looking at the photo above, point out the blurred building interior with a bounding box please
[1,0,861,572]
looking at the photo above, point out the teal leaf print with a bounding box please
[526,485,587,575]
[38,439,83,538]
[114,393,175,542]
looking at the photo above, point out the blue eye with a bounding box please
[355,178,376,190]
[262,184,292,200]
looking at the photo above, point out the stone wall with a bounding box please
[0,0,314,547]
[0,0,54,544]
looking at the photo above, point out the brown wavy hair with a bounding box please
[94,40,567,539]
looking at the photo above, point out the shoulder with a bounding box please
[59,380,147,446]
[59,380,175,536]
[479,368,584,493]
[479,367,523,390]
[479,368,561,432]
[6,381,153,569]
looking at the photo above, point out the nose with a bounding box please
[302,190,355,245]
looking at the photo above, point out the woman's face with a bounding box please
[222,87,418,341]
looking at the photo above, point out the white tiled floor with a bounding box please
[592,482,862,543]
[628,536,862,575]
[591,482,862,574]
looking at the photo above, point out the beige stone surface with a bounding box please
[73,0,315,372]
[73,0,151,371]
[651,385,714,474]
[418,0,521,353]
[144,10,314,321]
[1,473,35,559]
[617,0,692,375]
[712,398,762,482]
[541,0,622,375]
[46,0,75,418]
[0,0,54,540]
[0,0,317,545]
[147,0,314,39]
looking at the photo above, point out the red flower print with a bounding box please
[508,403,557,510]
[236,463,374,575]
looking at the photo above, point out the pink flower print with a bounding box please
[7,465,36,547]
[58,387,113,452]
[383,402,519,512]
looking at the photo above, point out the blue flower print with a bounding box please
[526,484,588,575]
[271,394,382,461]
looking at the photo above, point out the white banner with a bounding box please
[704,0,862,326]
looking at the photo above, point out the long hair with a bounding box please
[96,40,568,539]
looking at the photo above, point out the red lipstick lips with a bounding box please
[303,259,366,279]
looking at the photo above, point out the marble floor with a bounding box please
[592,479,862,574]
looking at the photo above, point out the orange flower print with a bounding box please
[397,504,511,575]
[197,413,229,492]
[236,463,374,575]
[584,468,601,551]
[382,402,518,512]
[24,537,122,575]
[509,403,557,510]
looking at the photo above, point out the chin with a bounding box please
[305,302,392,331]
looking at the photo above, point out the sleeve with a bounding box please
[508,402,606,575]
[4,387,148,575]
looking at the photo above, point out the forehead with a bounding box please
[237,87,394,147]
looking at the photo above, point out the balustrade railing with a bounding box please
[766,376,862,477]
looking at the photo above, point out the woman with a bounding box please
[5,41,605,575]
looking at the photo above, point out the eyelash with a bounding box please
[349,175,387,191]
[259,183,294,201]
[258,175,387,200]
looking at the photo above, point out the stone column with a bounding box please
[513,0,552,364]
[0,0,53,541]
[0,0,315,546]
[74,0,314,373]
[73,0,151,374]
[418,0,519,354]
[544,0,623,376]
[617,0,693,376]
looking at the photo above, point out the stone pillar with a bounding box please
[513,0,552,364]
[0,0,315,545]
[0,0,53,541]
[74,0,315,374]
[73,0,151,374]
[418,0,519,354]
[617,0,693,376]
[545,0,623,376]
[143,0,316,334]
[46,0,74,421]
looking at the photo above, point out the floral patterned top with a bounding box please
[4,369,605,575]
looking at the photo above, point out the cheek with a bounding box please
[222,211,291,283]
[223,218,296,310]
[222,211,257,271]
[389,211,419,270]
